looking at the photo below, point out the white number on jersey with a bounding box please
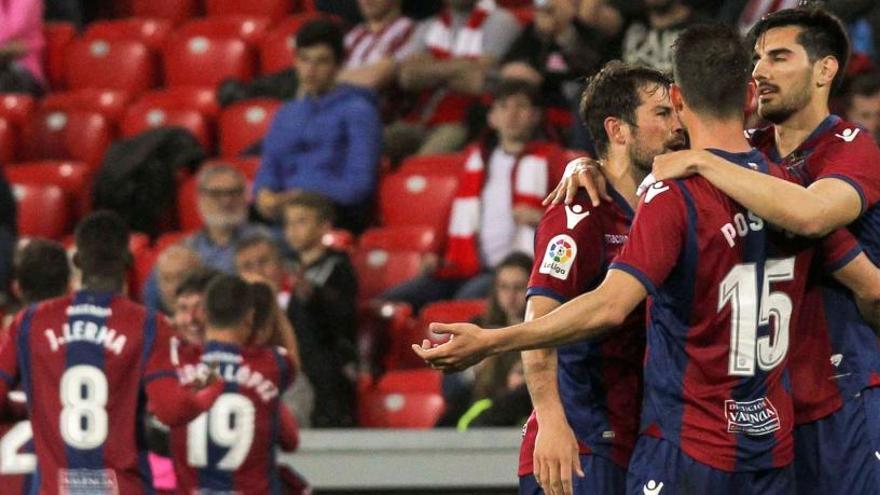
[187,393,255,470]
[719,257,795,376]
[0,421,35,474]
[59,365,109,449]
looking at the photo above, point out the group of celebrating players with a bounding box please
[418,5,880,495]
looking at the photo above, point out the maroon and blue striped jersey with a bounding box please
[610,149,860,472]
[519,188,644,475]
[751,115,880,422]
[170,340,294,495]
[0,290,180,494]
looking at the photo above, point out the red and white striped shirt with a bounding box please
[344,16,417,69]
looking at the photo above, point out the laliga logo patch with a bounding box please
[539,234,577,280]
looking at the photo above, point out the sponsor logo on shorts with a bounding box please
[539,234,577,280]
[643,480,664,494]
[725,397,781,435]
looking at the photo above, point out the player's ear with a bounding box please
[72,251,82,270]
[815,55,838,88]
[670,84,684,113]
[604,116,626,146]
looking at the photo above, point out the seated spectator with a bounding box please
[845,71,880,142]
[387,0,521,161]
[338,0,418,120]
[255,20,382,234]
[282,193,358,427]
[382,79,563,310]
[143,244,203,314]
[172,268,221,345]
[189,164,271,272]
[0,0,45,94]
[234,233,291,309]
[501,0,604,110]
[436,252,533,427]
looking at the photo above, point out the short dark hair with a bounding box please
[234,232,280,258]
[496,251,534,275]
[747,6,851,90]
[284,192,336,224]
[205,275,255,329]
[673,23,751,119]
[74,210,130,279]
[250,281,276,339]
[580,61,672,158]
[493,78,542,108]
[296,19,345,64]
[14,239,70,303]
[174,267,221,299]
[845,71,880,108]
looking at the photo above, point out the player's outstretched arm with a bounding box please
[414,270,646,372]
[831,252,880,334]
[652,149,861,237]
[523,296,584,495]
[146,376,224,427]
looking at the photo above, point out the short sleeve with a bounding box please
[610,181,688,294]
[819,227,863,273]
[143,313,177,384]
[811,133,880,212]
[527,200,605,303]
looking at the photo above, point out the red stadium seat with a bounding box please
[419,299,487,345]
[164,34,256,87]
[135,87,220,119]
[0,93,36,129]
[203,156,261,179]
[0,118,14,163]
[64,39,158,95]
[132,0,200,25]
[399,153,466,176]
[179,16,272,45]
[206,0,294,21]
[41,89,132,127]
[83,18,174,51]
[218,98,281,157]
[258,13,328,74]
[20,109,112,170]
[176,174,201,231]
[358,391,444,428]
[12,183,70,239]
[122,101,213,152]
[5,160,93,218]
[155,230,192,252]
[352,248,423,301]
[44,22,77,90]
[357,300,417,371]
[373,369,442,394]
[378,171,458,239]
[359,226,439,254]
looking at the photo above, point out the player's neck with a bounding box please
[80,276,124,295]
[603,151,646,208]
[205,328,244,345]
[685,115,751,154]
[774,100,831,157]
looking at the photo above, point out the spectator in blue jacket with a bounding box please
[254,19,383,234]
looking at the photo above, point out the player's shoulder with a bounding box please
[816,118,880,155]
[539,191,602,236]
[640,178,688,208]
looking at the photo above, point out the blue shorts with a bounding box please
[793,386,880,495]
[519,453,626,495]
[626,436,794,495]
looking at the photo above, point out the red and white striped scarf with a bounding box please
[437,141,557,279]
[344,16,416,68]
[738,0,799,34]
[425,0,496,60]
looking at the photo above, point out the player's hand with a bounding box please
[543,157,610,207]
[411,323,493,372]
[651,149,710,182]
[534,417,584,495]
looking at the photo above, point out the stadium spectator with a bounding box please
[10,239,70,306]
[501,0,604,110]
[382,79,563,310]
[437,252,533,427]
[234,233,290,309]
[172,268,221,345]
[845,71,880,141]
[282,193,358,427]
[255,19,382,235]
[0,0,45,94]
[388,0,521,160]
[144,244,203,314]
[338,0,418,121]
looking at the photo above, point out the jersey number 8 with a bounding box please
[719,257,795,377]
[187,393,256,470]
[59,365,109,450]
